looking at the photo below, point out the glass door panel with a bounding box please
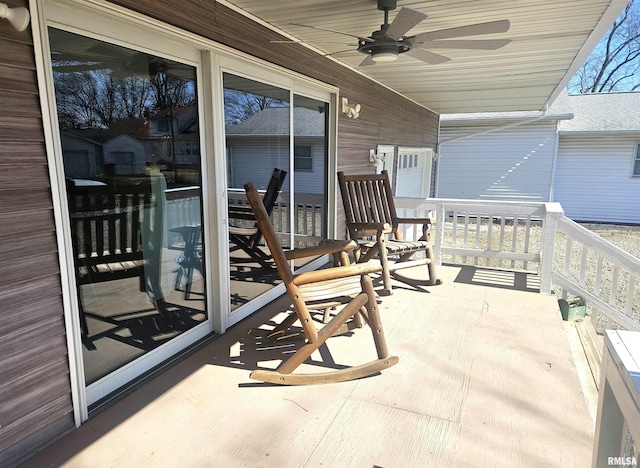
[292,95,328,261]
[49,28,207,385]
[224,73,291,309]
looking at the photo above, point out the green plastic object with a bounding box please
[558,297,586,321]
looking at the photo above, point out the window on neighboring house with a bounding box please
[294,145,313,171]
[185,142,198,156]
[157,120,170,133]
[634,143,640,177]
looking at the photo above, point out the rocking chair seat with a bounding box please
[360,238,431,254]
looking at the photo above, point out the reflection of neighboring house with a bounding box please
[61,131,147,177]
[103,134,146,175]
[225,107,325,193]
[61,133,103,178]
[147,106,199,165]
[437,91,640,224]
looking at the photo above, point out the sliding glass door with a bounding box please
[49,27,208,393]
[223,72,329,313]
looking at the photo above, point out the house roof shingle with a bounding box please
[559,92,640,134]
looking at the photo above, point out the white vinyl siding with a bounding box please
[437,121,558,201]
[554,135,640,224]
[227,138,325,194]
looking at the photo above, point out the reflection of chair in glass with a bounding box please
[171,225,203,300]
[243,181,398,385]
[67,179,151,349]
[228,168,287,268]
[337,170,441,296]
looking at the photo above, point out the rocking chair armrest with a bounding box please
[284,239,358,260]
[396,217,435,225]
[292,260,381,286]
[350,222,393,233]
[228,205,256,221]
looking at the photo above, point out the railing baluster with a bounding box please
[610,265,620,309]
[510,215,518,269]
[463,212,469,264]
[475,213,481,266]
[486,213,493,267]
[625,274,635,318]
[564,237,572,278]
[498,215,506,269]
[579,244,588,288]
[595,254,604,296]
[523,214,531,271]
[452,210,458,264]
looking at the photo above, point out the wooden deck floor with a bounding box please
[22,265,595,467]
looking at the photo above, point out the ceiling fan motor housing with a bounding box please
[378,0,397,11]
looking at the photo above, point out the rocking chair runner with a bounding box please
[244,181,398,385]
[337,170,441,295]
[228,168,287,267]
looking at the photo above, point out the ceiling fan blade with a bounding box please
[413,19,510,42]
[404,48,451,65]
[385,7,428,40]
[289,23,374,42]
[359,55,376,67]
[417,39,511,50]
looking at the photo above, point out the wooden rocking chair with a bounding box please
[338,170,441,296]
[244,181,398,385]
[228,168,287,268]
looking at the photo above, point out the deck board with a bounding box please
[21,265,594,467]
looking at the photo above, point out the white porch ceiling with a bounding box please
[221,0,630,114]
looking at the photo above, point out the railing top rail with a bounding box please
[557,216,640,274]
[393,197,555,216]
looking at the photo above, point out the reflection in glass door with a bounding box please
[49,28,207,386]
[223,74,328,310]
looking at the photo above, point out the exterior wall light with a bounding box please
[341,97,361,119]
[0,2,30,32]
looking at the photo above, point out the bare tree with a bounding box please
[569,0,640,93]
[224,90,287,126]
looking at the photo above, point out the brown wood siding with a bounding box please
[109,0,439,236]
[0,1,74,466]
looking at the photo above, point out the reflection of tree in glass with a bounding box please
[54,69,194,129]
[223,89,287,126]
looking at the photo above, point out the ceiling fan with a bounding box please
[289,0,511,66]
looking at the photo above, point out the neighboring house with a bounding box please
[147,106,200,166]
[437,91,640,224]
[225,106,325,194]
[554,93,640,224]
[60,133,103,178]
[103,134,146,175]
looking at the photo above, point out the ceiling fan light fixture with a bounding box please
[371,50,398,62]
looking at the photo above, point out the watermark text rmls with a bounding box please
[608,456,638,466]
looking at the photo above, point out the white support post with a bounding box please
[434,201,446,266]
[540,202,563,294]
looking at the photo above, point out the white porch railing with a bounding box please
[394,197,640,333]
[394,196,640,467]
